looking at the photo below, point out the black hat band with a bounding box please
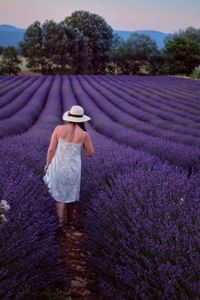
[68,113,84,118]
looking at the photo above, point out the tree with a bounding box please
[0,47,21,75]
[60,22,90,74]
[20,11,113,74]
[114,33,160,75]
[20,21,45,73]
[179,27,200,44]
[107,33,125,73]
[163,27,200,75]
[0,46,4,55]
[20,20,89,74]
[0,64,6,75]
[65,10,113,73]
[42,20,70,74]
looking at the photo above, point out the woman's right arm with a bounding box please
[45,126,59,170]
[83,132,94,157]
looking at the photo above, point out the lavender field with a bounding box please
[0,75,200,299]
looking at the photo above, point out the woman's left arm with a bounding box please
[44,126,59,171]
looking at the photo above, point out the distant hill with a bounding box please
[114,30,170,49]
[0,25,25,47]
[0,24,170,49]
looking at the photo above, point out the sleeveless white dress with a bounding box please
[43,136,84,203]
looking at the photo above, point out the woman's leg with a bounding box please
[56,202,65,224]
[56,202,77,225]
[67,202,76,222]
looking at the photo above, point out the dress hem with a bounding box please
[53,199,79,204]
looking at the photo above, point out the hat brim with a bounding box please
[62,111,91,123]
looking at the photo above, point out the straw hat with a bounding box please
[62,105,91,123]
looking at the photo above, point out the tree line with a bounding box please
[0,10,200,77]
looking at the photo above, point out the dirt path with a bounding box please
[58,208,101,299]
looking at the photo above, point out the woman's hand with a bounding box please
[44,164,49,172]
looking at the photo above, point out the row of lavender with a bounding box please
[1,75,200,136]
[81,125,200,300]
[0,75,199,173]
[0,132,66,299]
[0,75,200,298]
[68,75,200,172]
[0,76,65,299]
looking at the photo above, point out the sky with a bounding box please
[0,0,199,33]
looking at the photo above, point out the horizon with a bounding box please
[0,0,199,32]
[0,23,172,34]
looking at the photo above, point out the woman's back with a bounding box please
[59,123,85,145]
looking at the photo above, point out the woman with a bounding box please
[43,105,94,229]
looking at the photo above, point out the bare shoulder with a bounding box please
[55,125,61,132]
[83,131,92,141]
[54,124,64,135]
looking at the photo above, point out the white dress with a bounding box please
[43,137,84,203]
